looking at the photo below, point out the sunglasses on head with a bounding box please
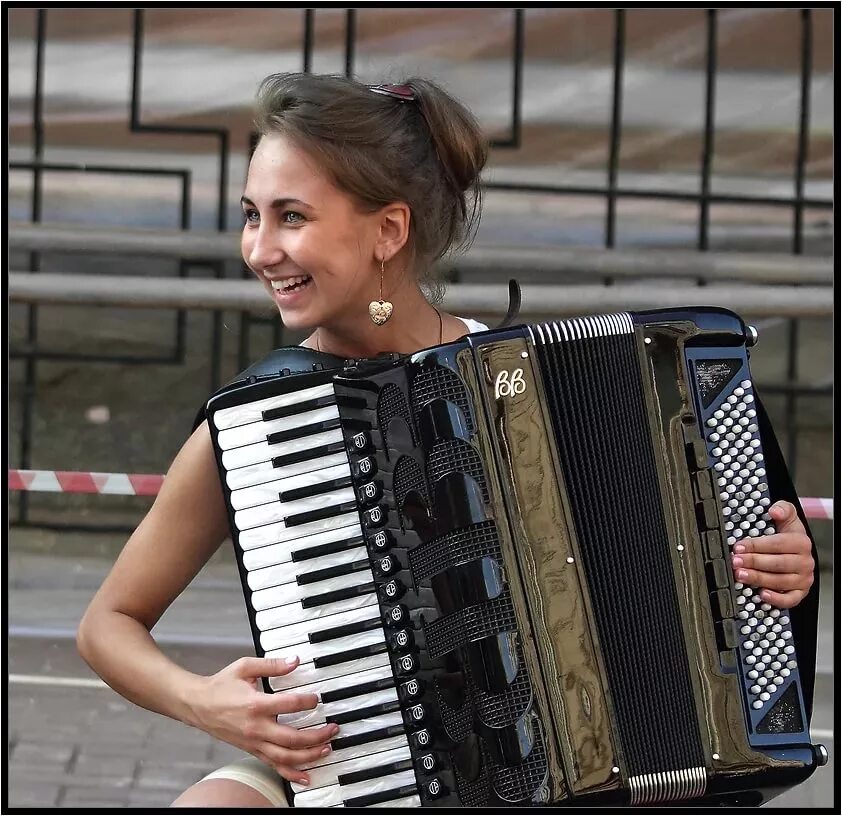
[367,84,416,102]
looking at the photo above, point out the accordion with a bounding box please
[206,307,823,807]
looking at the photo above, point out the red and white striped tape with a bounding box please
[7,469,835,521]
[799,497,834,521]
[8,469,164,497]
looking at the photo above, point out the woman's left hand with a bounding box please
[730,500,815,609]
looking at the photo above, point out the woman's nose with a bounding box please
[244,227,285,272]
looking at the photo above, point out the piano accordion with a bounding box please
[206,307,822,807]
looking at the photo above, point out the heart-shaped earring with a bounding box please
[369,258,393,326]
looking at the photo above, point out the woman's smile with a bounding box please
[269,274,314,305]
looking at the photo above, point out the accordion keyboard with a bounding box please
[209,378,421,808]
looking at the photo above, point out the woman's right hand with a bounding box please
[188,655,338,785]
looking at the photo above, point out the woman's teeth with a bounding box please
[271,275,312,292]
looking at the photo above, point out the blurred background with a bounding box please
[6,7,835,809]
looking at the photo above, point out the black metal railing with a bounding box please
[9,8,832,532]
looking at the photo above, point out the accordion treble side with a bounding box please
[206,307,823,807]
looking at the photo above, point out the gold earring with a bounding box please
[368,258,394,325]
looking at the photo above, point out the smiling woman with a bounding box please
[238,73,490,359]
[74,70,817,810]
[75,71,495,810]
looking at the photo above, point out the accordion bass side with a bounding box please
[206,307,823,807]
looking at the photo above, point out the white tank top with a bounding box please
[457,317,489,334]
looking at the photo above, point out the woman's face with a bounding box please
[241,134,382,332]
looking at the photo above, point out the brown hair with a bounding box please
[254,72,488,289]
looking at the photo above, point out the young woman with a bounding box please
[77,72,816,808]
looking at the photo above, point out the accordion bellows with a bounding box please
[206,307,823,807]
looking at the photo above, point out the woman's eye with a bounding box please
[283,211,305,224]
[243,209,259,225]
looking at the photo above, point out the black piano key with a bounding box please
[280,475,353,503]
[291,534,364,563]
[285,500,357,527]
[297,559,370,586]
[331,723,407,752]
[326,699,401,725]
[272,441,347,469]
[267,417,341,445]
[338,758,413,786]
[313,641,388,669]
[301,581,376,609]
[262,395,336,422]
[335,393,371,410]
[320,676,395,705]
[309,616,382,644]
[343,783,419,808]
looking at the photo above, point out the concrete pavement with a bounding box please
[6,541,836,809]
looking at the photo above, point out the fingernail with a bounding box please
[733,544,746,554]
[321,745,332,756]
[732,556,743,568]
[298,776,310,786]
[329,723,340,736]
[737,569,749,581]
[284,655,299,667]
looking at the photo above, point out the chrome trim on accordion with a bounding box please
[530,312,634,344]
[629,767,707,805]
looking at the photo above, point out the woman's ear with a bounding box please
[375,202,411,263]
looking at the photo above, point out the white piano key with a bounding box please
[222,439,286,470]
[213,383,336,430]
[217,405,339,450]
[253,591,377,629]
[298,718,407,773]
[258,604,381,651]
[252,562,372,614]
[291,735,409,786]
[234,486,356,531]
[294,770,417,808]
[277,686,398,728]
[261,620,384,659]
[224,432,346,490]
[290,745,410,792]
[222,435,347,473]
[241,520,362,566]
[282,663,394,700]
[229,463,352,511]
[248,548,369,593]
[239,513,360,554]
[268,653,391,692]
[369,795,421,808]
[324,710,404,741]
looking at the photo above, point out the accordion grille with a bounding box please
[412,366,476,433]
[424,593,516,659]
[491,725,550,803]
[426,439,489,503]
[409,519,500,583]
[533,323,706,776]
